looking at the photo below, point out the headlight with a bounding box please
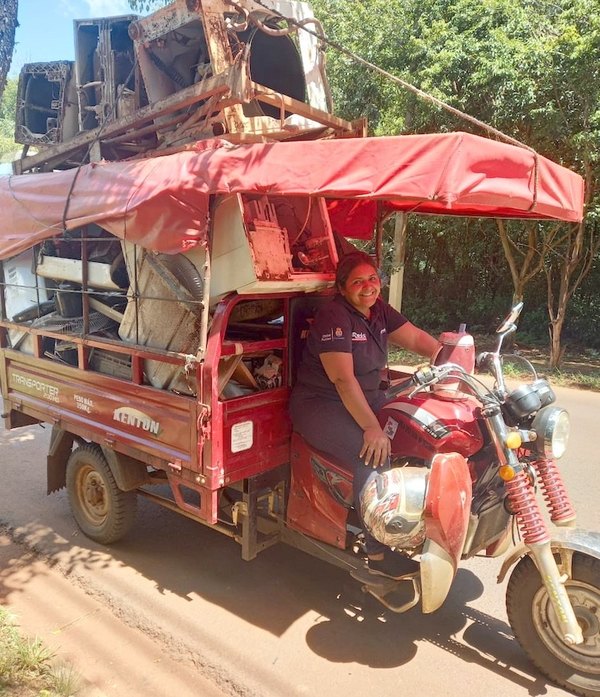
[531,406,570,459]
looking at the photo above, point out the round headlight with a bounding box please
[531,406,570,459]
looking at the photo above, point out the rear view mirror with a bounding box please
[496,302,524,334]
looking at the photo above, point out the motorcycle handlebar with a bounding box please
[384,363,498,404]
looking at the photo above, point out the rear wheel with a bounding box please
[507,553,600,697]
[66,444,137,544]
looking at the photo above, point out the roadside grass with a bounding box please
[500,360,600,391]
[388,347,600,392]
[0,607,80,696]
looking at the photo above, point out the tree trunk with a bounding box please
[547,268,567,369]
[0,0,18,102]
[546,163,599,370]
[549,315,566,368]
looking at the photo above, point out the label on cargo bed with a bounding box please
[113,407,161,436]
[231,420,253,453]
[74,395,94,413]
[10,372,59,403]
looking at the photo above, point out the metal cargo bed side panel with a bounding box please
[3,353,197,469]
[217,388,292,485]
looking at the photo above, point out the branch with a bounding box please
[496,219,521,294]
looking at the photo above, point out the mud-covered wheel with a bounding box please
[66,444,137,544]
[507,553,600,697]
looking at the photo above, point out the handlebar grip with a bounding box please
[384,374,418,400]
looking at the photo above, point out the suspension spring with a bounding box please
[504,469,550,546]
[532,459,577,525]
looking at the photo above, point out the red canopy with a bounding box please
[0,132,584,259]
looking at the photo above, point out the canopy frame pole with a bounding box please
[375,202,384,269]
[388,213,407,312]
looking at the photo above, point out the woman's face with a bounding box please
[340,263,381,315]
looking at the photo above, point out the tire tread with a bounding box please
[66,443,137,544]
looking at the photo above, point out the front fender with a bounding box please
[497,528,600,583]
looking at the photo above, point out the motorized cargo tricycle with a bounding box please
[0,131,598,696]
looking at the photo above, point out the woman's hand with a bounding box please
[360,426,391,469]
[319,353,391,468]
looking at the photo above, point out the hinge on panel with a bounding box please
[197,405,211,447]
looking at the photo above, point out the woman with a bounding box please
[289,251,440,579]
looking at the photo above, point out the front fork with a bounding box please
[486,409,583,645]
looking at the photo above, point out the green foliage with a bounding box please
[127,0,166,12]
[313,0,600,355]
[0,607,52,687]
[0,76,17,161]
[0,607,79,696]
[391,215,513,334]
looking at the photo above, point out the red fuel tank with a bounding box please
[379,393,484,460]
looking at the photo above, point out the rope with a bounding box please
[232,0,535,153]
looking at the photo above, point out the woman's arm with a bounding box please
[389,321,441,359]
[320,352,390,468]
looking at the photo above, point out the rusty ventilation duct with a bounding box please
[14,62,78,145]
[11,0,344,170]
[239,23,306,119]
[74,16,140,131]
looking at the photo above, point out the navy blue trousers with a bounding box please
[289,387,387,555]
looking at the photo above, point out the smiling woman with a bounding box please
[288,250,440,579]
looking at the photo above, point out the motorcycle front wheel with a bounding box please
[506,553,600,697]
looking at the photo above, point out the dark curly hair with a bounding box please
[335,251,377,291]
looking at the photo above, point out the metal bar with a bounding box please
[137,487,238,537]
[0,260,6,323]
[250,81,355,131]
[529,541,584,645]
[0,327,193,365]
[241,476,259,560]
[280,526,358,572]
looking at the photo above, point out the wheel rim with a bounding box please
[75,464,110,525]
[532,579,600,673]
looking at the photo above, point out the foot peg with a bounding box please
[350,567,421,613]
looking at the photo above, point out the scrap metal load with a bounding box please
[13,0,360,174]
[3,0,362,398]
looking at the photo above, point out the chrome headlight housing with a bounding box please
[531,406,570,459]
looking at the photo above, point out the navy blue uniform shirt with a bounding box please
[294,294,407,400]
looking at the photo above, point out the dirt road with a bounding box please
[0,532,229,696]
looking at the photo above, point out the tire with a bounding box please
[66,444,137,544]
[507,553,600,697]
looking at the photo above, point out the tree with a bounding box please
[0,77,17,161]
[0,0,17,103]
[312,0,600,366]
[497,220,548,305]
[127,0,165,11]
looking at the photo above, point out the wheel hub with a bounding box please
[533,580,600,673]
[78,468,109,522]
[575,604,599,640]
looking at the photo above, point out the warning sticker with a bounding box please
[231,420,253,453]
